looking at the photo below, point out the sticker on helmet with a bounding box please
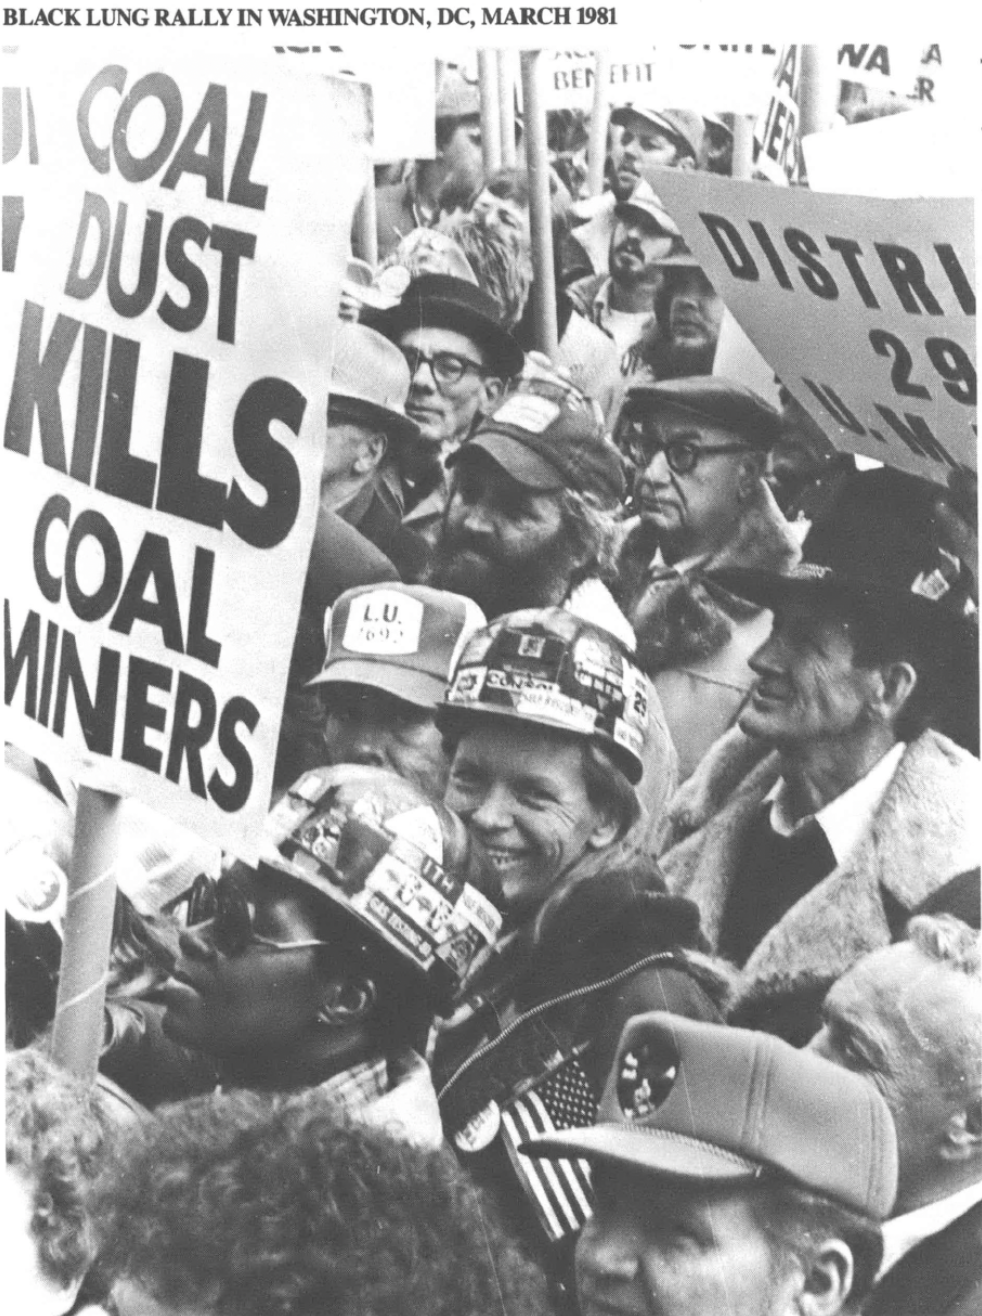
[515,687,597,732]
[342,591,424,655]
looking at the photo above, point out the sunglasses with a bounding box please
[185,873,330,957]
[619,422,752,476]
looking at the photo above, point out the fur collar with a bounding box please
[616,481,800,674]
[660,730,982,1017]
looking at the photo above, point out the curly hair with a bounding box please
[449,216,531,329]
[92,1089,549,1316]
[6,1047,111,1289]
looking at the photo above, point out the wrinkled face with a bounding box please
[610,216,673,283]
[667,270,724,351]
[576,1168,795,1316]
[398,326,492,450]
[632,413,751,561]
[610,112,689,198]
[430,449,579,616]
[161,869,329,1057]
[444,719,615,916]
[809,943,980,1211]
[471,188,531,256]
[439,116,485,193]
[740,601,880,749]
[321,683,449,800]
[110,1280,215,1316]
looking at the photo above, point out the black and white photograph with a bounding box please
[3,9,979,1316]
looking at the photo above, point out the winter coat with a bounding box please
[432,850,730,1271]
[615,480,801,780]
[659,727,982,1043]
[863,1199,982,1316]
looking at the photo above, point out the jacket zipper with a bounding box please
[437,951,676,1102]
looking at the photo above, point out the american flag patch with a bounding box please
[499,1057,597,1243]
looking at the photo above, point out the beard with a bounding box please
[425,524,579,619]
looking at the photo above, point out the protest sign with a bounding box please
[803,106,976,199]
[2,50,369,862]
[753,44,801,184]
[545,45,778,115]
[652,172,976,484]
[835,42,967,106]
[273,43,435,160]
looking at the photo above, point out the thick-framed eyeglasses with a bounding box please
[620,423,752,475]
[401,347,486,388]
[186,873,330,956]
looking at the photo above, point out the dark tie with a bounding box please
[717,806,838,968]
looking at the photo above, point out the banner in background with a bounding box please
[653,172,976,485]
[753,44,801,184]
[2,51,368,861]
[273,44,435,160]
[544,45,779,115]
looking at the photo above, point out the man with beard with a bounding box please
[426,385,634,646]
[564,108,703,280]
[567,188,678,360]
[371,273,524,549]
[621,253,726,383]
[613,378,800,779]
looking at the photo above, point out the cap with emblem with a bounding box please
[438,607,649,784]
[617,376,783,450]
[521,1011,898,1221]
[711,466,979,639]
[257,765,503,1007]
[449,387,627,510]
[308,585,487,709]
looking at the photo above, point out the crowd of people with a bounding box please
[6,56,980,1316]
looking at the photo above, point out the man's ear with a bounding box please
[868,661,918,725]
[585,806,624,854]
[737,451,767,500]
[797,1239,854,1316]
[352,431,387,475]
[941,1097,982,1161]
[677,155,697,173]
[317,975,378,1027]
[481,375,505,408]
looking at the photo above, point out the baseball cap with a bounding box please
[610,106,706,162]
[308,585,487,709]
[449,387,627,510]
[612,181,680,236]
[522,1011,898,1221]
[618,376,783,449]
[261,765,503,1006]
[438,607,650,785]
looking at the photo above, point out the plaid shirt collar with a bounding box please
[316,1055,389,1116]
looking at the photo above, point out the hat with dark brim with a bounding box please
[373,273,525,380]
[709,466,979,642]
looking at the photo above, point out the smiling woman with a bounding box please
[431,607,731,1296]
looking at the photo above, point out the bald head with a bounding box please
[810,916,982,1213]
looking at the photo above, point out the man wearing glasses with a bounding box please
[614,377,800,779]
[372,273,524,550]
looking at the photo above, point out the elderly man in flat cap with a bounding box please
[524,1010,897,1316]
[613,376,800,779]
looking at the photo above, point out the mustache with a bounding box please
[614,240,644,261]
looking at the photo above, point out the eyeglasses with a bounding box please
[186,873,330,957]
[401,347,486,388]
[619,424,752,476]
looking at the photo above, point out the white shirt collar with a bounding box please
[650,546,710,578]
[764,741,906,866]
[879,1179,982,1278]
